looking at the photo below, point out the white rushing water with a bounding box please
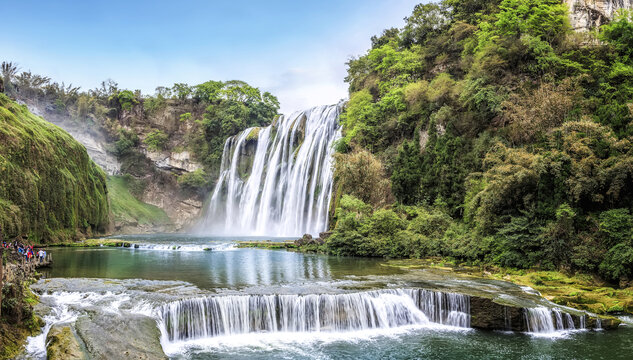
[524,307,584,337]
[24,291,133,358]
[157,289,471,344]
[131,243,236,252]
[198,104,342,237]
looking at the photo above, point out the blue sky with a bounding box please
[2,0,421,114]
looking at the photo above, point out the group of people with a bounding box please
[1,241,47,263]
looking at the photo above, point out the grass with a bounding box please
[236,240,297,249]
[48,238,132,247]
[107,176,170,226]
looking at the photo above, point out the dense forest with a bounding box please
[322,0,633,286]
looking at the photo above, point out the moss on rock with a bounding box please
[46,325,84,360]
[0,94,109,243]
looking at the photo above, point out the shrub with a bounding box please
[334,149,392,208]
[600,243,633,283]
[114,129,139,156]
[179,112,192,122]
[117,90,138,111]
[143,129,168,152]
[178,169,208,190]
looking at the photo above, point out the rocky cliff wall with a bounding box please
[567,0,633,30]
[17,96,206,233]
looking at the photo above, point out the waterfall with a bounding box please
[409,289,471,328]
[199,104,342,237]
[524,307,584,333]
[157,289,470,342]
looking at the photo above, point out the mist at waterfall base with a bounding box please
[196,104,341,237]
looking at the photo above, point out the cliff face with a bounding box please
[0,94,109,242]
[19,96,206,233]
[24,101,121,175]
[566,0,633,30]
[114,100,207,232]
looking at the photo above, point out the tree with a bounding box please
[400,3,451,47]
[392,137,422,204]
[334,149,392,208]
[1,61,19,94]
[172,83,192,100]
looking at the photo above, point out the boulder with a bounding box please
[75,312,167,359]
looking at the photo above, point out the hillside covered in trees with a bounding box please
[323,0,633,286]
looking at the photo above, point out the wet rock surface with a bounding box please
[46,325,85,360]
[75,313,166,359]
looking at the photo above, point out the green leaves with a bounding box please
[143,129,168,152]
[392,138,422,205]
[495,0,570,43]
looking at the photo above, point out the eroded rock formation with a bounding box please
[566,0,633,31]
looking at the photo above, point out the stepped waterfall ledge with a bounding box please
[157,289,471,343]
[199,104,342,236]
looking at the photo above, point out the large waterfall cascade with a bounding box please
[157,289,471,342]
[199,104,342,237]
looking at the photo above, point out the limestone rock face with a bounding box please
[24,101,121,175]
[144,150,202,173]
[566,0,633,31]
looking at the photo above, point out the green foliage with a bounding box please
[143,129,168,152]
[333,149,392,209]
[144,95,166,115]
[172,83,192,100]
[177,169,208,190]
[179,112,192,122]
[494,0,570,43]
[191,80,279,171]
[116,90,138,111]
[391,137,422,204]
[600,243,633,282]
[400,3,451,47]
[0,94,109,242]
[599,209,633,248]
[114,129,139,156]
[331,0,633,283]
[106,176,170,226]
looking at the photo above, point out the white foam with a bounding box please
[131,243,237,252]
[24,291,136,358]
[160,324,470,357]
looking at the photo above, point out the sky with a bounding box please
[2,0,421,114]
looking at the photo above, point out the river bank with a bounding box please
[235,239,633,318]
[0,251,45,359]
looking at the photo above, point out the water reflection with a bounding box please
[42,240,401,290]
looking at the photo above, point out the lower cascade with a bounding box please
[198,104,342,237]
[157,289,471,342]
[524,307,585,333]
